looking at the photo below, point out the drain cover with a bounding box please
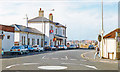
[38,66,67,70]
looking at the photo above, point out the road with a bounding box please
[2,49,118,70]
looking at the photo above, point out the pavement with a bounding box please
[81,50,118,64]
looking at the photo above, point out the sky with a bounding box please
[0,0,119,40]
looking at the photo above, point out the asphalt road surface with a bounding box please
[2,49,118,70]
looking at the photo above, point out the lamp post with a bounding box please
[24,14,28,45]
[101,0,104,58]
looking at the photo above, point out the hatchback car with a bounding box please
[10,46,29,55]
[32,45,44,52]
[58,45,67,50]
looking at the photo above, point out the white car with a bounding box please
[58,45,67,50]
[32,45,44,52]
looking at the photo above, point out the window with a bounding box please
[63,30,65,35]
[7,35,10,39]
[24,36,25,45]
[32,39,35,45]
[37,39,39,45]
[28,38,30,45]
[41,39,43,47]
[56,29,57,34]
[51,26,53,30]
[22,36,24,45]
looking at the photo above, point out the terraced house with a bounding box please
[28,8,67,47]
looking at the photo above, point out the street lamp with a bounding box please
[24,14,28,45]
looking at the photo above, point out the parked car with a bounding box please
[50,45,57,51]
[10,46,29,55]
[88,45,94,49]
[69,45,76,49]
[23,45,34,52]
[58,45,67,50]
[44,46,51,51]
[32,45,44,52]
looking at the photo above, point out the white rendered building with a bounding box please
[28,8,67,46]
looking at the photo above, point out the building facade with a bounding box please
[28,8,67,47]
[100,28,120,60]
[0,25,14,52]
[12,24,43,46]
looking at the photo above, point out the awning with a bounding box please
[55,34,67,39]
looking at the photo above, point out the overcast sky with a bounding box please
[0,0,119,40]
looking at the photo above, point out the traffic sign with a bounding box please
[98,34,102,42]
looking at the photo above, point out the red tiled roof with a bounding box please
[103,28,120,39]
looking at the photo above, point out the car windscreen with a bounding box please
[11,46,21,49]
[33,46,37,47]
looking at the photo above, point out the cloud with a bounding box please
[0,1,118,40]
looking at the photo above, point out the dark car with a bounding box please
[44,46,51,51]
[88,45,94,49]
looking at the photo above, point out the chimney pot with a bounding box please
[40,8,41,11]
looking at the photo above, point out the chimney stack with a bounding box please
[39,8,44,17]
[49,13,53,21]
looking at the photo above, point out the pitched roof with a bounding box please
[11,24,43,34]
[103,28,120,39]
[28,16,67,28]
[28,16,50,22]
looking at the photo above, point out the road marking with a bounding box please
[38,66,67,70]
[84,65,97,70]
[23,63,39,65]
[65,56,68,60]
[61,63,75,65]
[61,63,97,70]
[52,58,58,60]
[6,64,20,69]
[61,56,68,60]
[42,56,45,59]
[70,59,77,61]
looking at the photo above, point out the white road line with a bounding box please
[65,56,68,60]
[70,59,77,61]
[6,64,20,69]
[42,56,45,59]
[84,65,97,70]
[61,63,97,70]
[52,58,58,60]
[23,63,39,65]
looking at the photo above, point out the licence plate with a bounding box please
[14,49,16,51]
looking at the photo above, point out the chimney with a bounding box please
[39,8,44,17]
[49,13,53,21]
